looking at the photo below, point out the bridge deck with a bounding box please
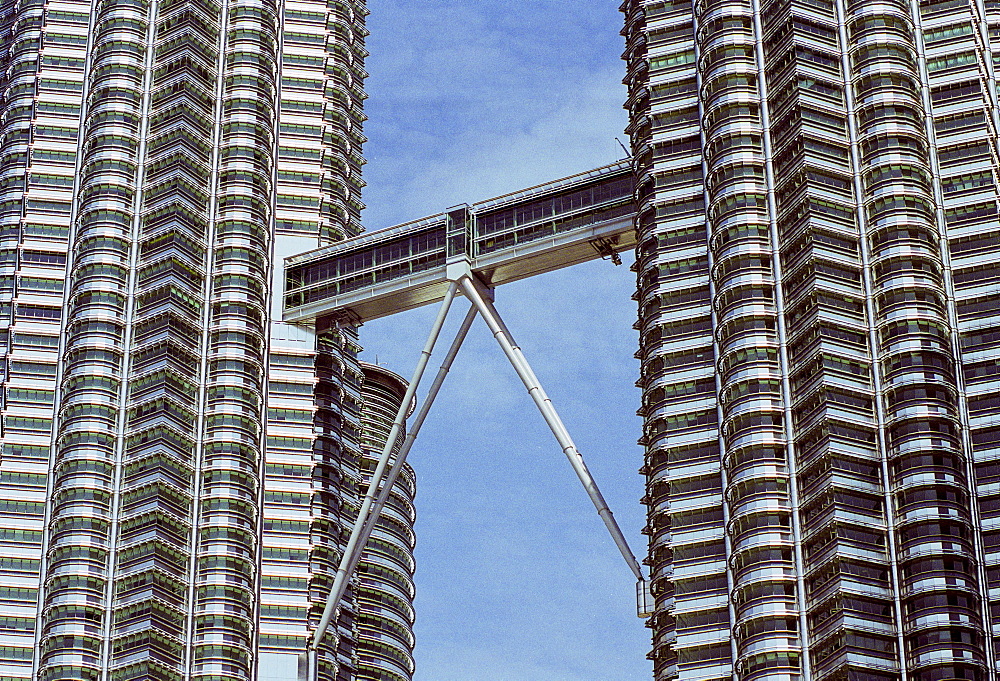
[283,160,636,324]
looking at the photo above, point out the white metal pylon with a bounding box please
[302,266,650,681]
[455,272,646,584]
[302,281,463,679]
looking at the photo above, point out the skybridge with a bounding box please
[282,160,636,324]
[284,160,650,680]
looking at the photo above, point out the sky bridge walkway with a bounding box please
[283,160,636,324]
[286,160,654,669]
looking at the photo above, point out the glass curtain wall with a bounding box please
[623,0,1000,678]
[0,0,370,678]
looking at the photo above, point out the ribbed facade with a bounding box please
[0,0,373,678]
[624,0,1000,679]
[356,363,416,681]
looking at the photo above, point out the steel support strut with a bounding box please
[302,272,650,680]
[456,274,646,583]
[356,303,479,543]
[302,282,462,679]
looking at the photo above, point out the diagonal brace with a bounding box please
[303,268,651,680]
[355,303,479,549]
[456,274,646,584]
[302,290,477,680]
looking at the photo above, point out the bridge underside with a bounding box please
[290,169,654,651]
[283,161,636,324]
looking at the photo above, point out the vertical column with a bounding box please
[850,0,991,676]
[699,0,811,670]
[623,1,733,679]
[186,0,280,675]
[106,0,223,674]
[761,0,906,676]
[258,0,368,679]
[914,0,1000,672]
[37,0,153,675]
[2,0,93,676]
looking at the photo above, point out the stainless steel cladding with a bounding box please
[0,0,371,678]
[624,0,1000,678]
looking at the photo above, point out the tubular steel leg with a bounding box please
[304,281,460,678]
[357,303,479,543]
[457,275,646,583]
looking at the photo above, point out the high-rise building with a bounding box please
[355,363,416,681]
[0,0,400,678]
[12,0,1000,677]
[622,0,1000,679]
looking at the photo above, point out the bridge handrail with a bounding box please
[284,158,633,270]
[469,158,631,212]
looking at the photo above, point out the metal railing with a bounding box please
[283,160,636,324]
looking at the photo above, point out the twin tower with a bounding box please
[0,0,999,679]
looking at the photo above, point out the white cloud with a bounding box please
[359,2,651,679]
[363,0,629,228]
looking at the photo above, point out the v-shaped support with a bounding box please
[301,265,650,680]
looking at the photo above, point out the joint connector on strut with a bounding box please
[445,256,473,282]
[297,647,314,681]
[637,579,654,619]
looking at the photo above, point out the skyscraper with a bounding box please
[0,0,395,678]
[354,363,415,681]
[11,0,1000,677]
[622,0,1000,679]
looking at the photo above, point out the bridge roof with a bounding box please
[283,160,636,324]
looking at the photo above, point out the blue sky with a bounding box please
[358,2,650,679]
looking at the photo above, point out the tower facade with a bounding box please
[0,0,376,678]
[623,0,1000,679]
[355,363,416,681]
